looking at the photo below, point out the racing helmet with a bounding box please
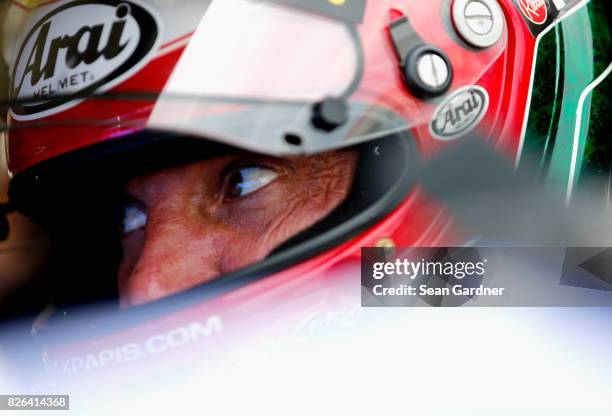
[0,0,611,323]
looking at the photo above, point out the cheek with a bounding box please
[215,183,288,233]
[217,174,348,250]
[117,229,145,290]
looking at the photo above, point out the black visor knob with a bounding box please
[403,44,453,99]
[312,97,349,132]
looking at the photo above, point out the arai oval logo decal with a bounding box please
[10,0,160,120]
[517,0,548,25]
[429,86,489,141]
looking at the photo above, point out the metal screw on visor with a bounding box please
[312,97,349,132]
[452,0,505,48]
[403,45,453,99]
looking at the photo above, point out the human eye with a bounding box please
[121,198,147,235]
[224,166,279,200]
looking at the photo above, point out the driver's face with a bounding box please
[118,150,358,308]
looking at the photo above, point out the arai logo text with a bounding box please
[517,0,548,25]
[429,86,489,141]
[10,0,160,120]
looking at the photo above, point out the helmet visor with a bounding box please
[2,0,507,156]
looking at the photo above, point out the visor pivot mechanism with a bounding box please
[389,14,453,99]
[452,0,505,49]
[403,45,453,99]
[312,97,349,132]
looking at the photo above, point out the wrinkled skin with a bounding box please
[118,150,358,308]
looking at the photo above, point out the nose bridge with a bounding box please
[122,212,226,306]
[142,214,222,271]
[122,170,226,306]
[132,168,193,209]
